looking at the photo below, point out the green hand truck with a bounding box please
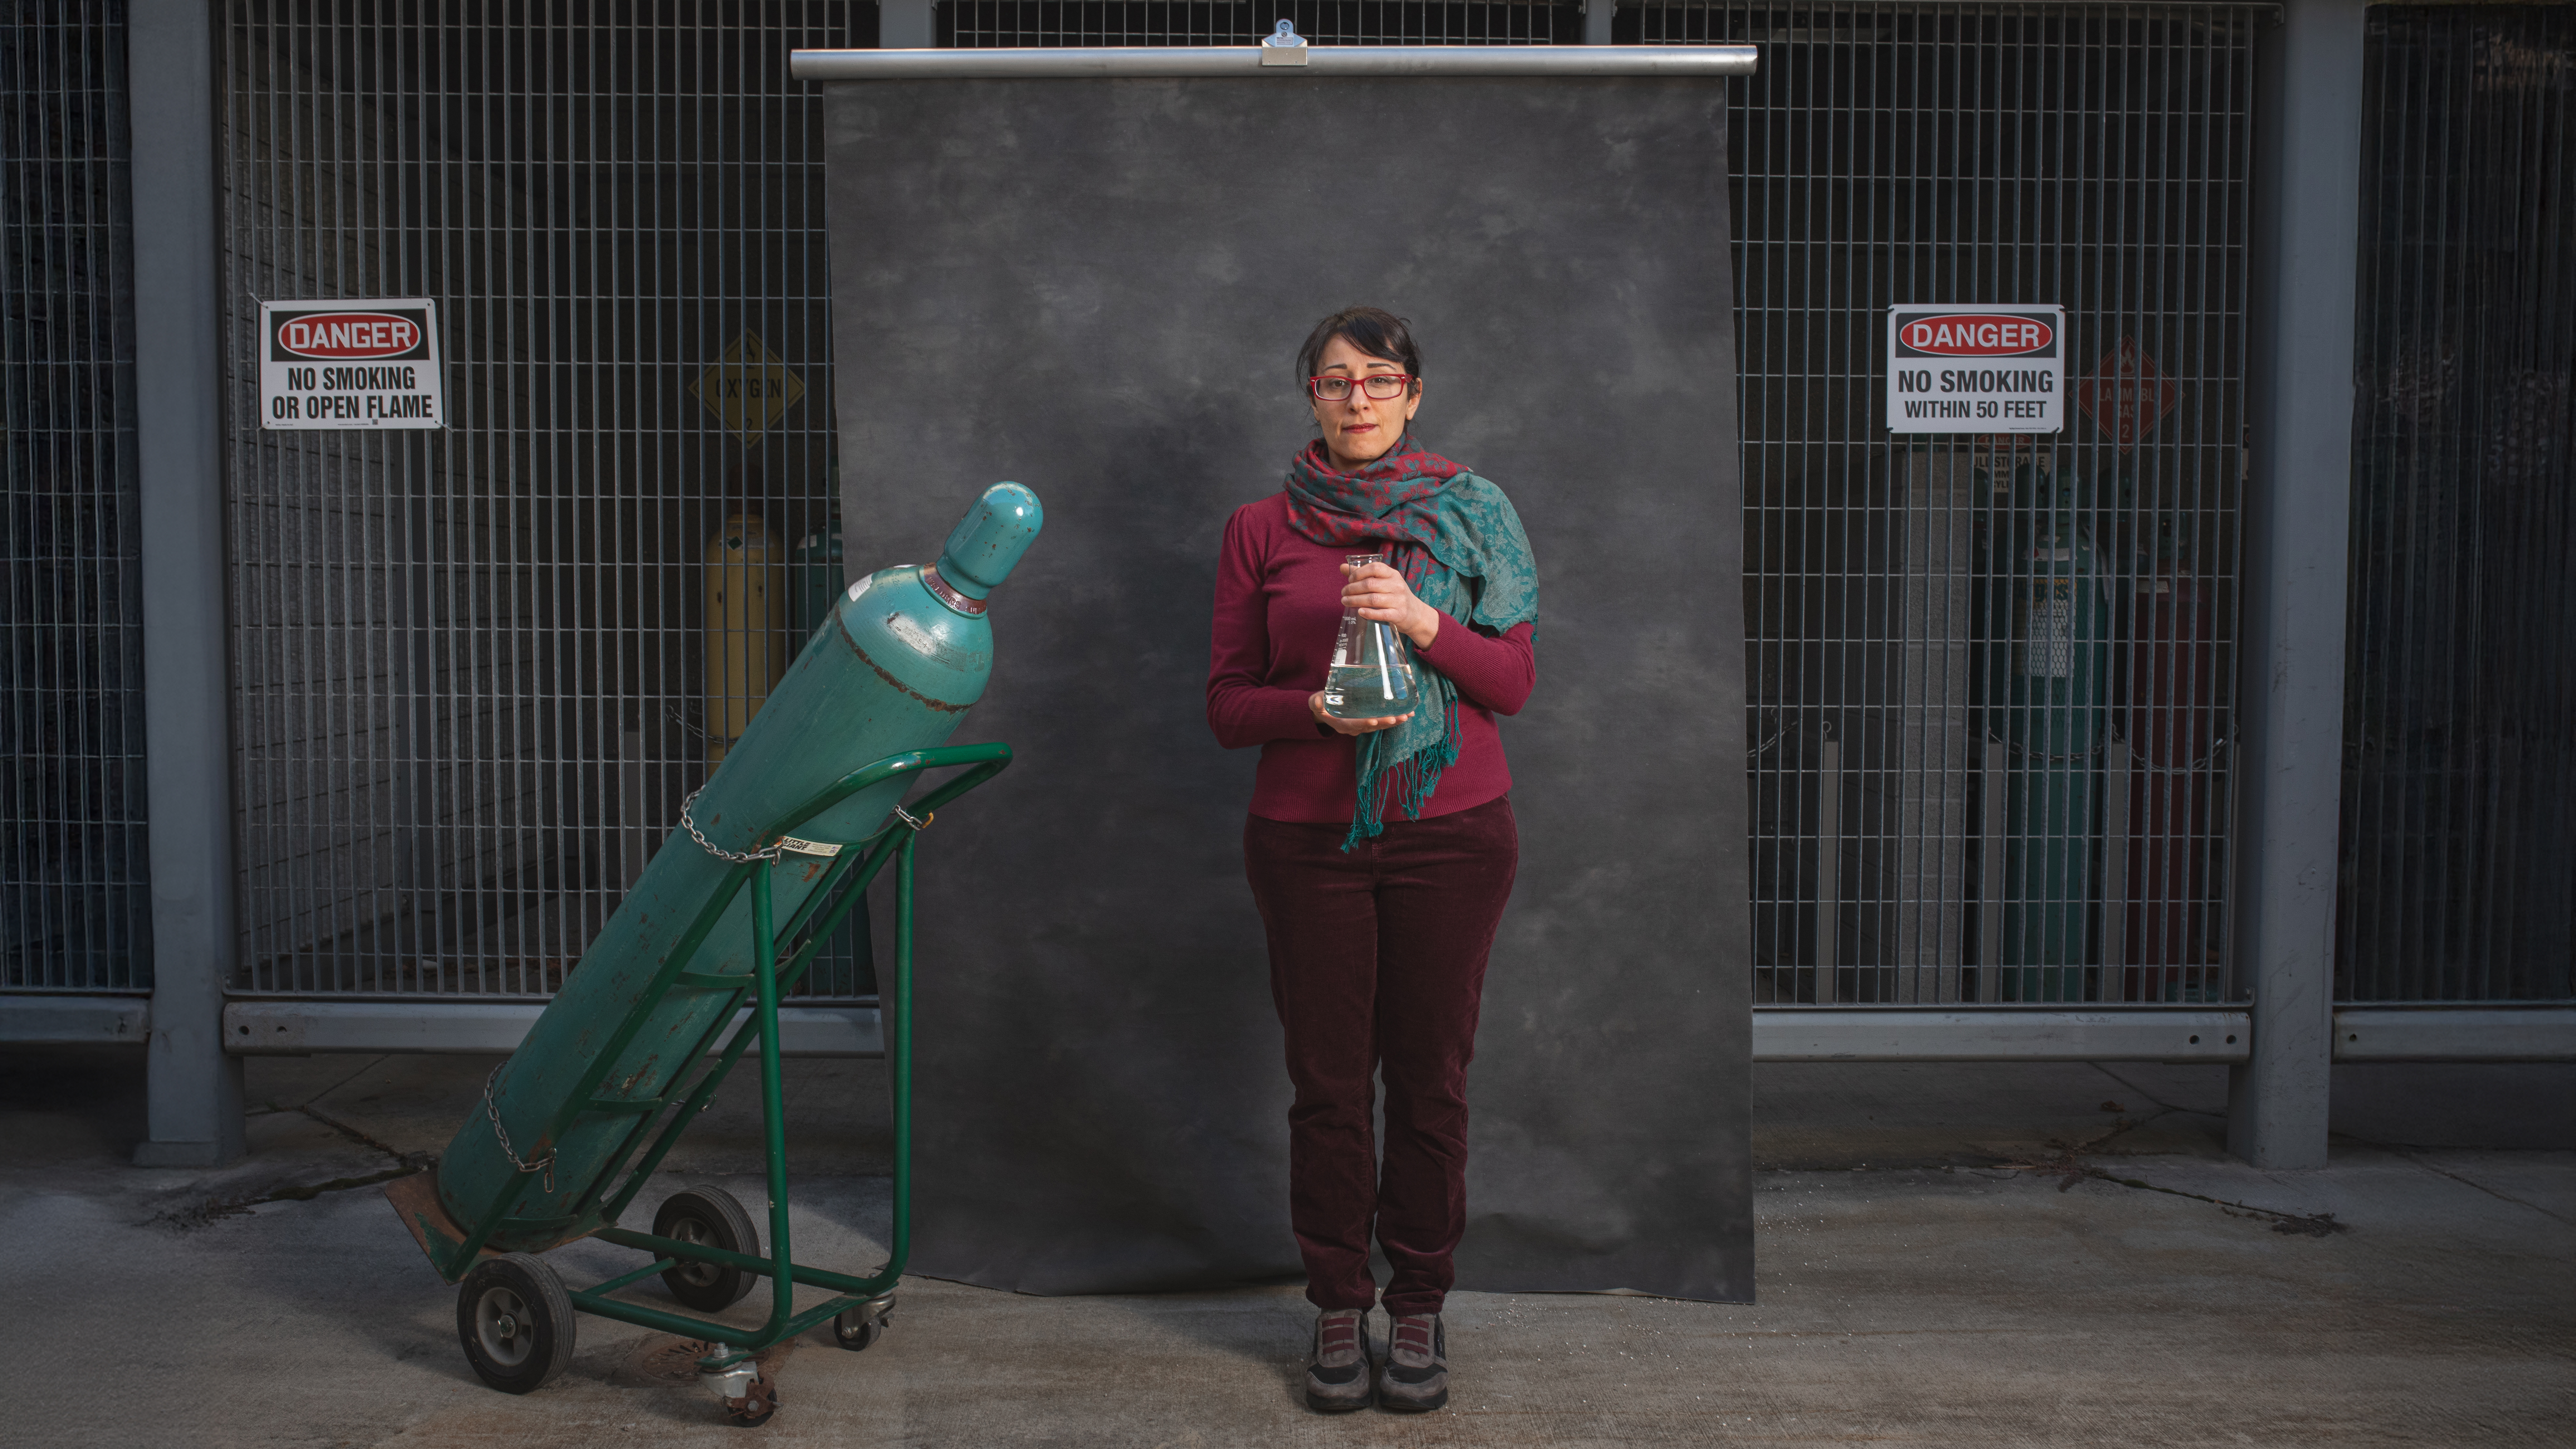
[384,743,1010,1426]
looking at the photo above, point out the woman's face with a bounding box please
[1309,335,1422,470]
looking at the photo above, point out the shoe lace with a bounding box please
[1392,1316,1435,1361]
[1319,1312,1363,1357]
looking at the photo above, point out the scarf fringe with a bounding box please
[1341,699,1464,853]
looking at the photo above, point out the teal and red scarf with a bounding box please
[1282,434,1539,849]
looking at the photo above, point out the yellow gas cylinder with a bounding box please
[702,513,785,762]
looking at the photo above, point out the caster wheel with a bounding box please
[831,1304,890,1352]
[457,1253,576,1394]
[655,1186,760,1310]
[724,1375,781,1428]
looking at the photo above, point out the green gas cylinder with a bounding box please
[435,483,1042,1251]
[787,505,871,993]
[1991,461,2109,1000]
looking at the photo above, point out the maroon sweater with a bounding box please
[1207,492,1537,824]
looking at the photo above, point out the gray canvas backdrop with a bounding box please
[824,74,1751,1302]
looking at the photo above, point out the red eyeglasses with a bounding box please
[1307,373,1415,402]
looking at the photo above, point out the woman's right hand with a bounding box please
[1310,691,1412,736]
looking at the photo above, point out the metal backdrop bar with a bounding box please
[130,0,245,1167]
[788,44,1758,79]
[2231,0,2365,1170]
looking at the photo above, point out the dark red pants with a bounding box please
[1243,796,1519,1318]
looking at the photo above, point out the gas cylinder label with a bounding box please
[1887,304,2064,434]
[2018,580,2077,678]
[259,299,444,429]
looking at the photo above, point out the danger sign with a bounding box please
[259,299,444,430]
[1886,304,2065,434]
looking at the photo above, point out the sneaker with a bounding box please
[1304,1308,1373,1412]
[1375,1313,1448,1412]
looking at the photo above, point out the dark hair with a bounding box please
[1296,307,1421,393]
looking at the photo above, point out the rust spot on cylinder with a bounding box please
[834,611,972,714]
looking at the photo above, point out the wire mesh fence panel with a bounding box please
[1,1,151,994]
[941,0,1580,45]
[207,1,2266,1013]
[218,1,877,1000]
[2340,5,2574,1005]
[1626,2,2259,1005]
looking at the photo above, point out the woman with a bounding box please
[1205,307,1537,1414]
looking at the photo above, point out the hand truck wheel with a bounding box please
[832,1296,893,1351]
[456,1253,577,1394]
[654,1185,761,1310]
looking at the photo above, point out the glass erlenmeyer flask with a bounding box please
[1321,553,1422,720]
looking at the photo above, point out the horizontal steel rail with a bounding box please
[217,999,881,1056]
[2331,1008,2576,1064]
[171,998,2576,1064]
[1755,1008,2251,1063]
[790,44,1758,80]
[0,995,152,1044]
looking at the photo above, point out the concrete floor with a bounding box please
[1,1046,2567,1447]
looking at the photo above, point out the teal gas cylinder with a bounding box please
[435,483,1042,1250]
[1991,462,2110,1000]
[787,504,872,993]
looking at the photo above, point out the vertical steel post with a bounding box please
[2231,0,2365,1169]
[1814,738,1841,1002]
[881,0,936,49]
[750,861,795,1334]
[1584,0,1617,45]
[889,833,916,1271]
[1978,738,2006,1003]
[129,0,243,1167]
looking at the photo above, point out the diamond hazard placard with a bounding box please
[690,332,805,444]
[2073,337,2181,451]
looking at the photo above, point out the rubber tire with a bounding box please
[831,1306,888,1352]
[654,1186,760,1311]
[457,1253,577,1394]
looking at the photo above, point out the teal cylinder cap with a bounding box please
[936,483,1044,599]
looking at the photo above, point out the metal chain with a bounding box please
[1744,708,1833,761]
[481,1064,555,1193]
[1989,731,2107,766]
[1985,731,2232,773]
[662,702,717,747]
[678,788,782,862]
[2131,734,2231,777]
[678,788,939,865]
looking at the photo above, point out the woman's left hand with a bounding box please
[1342,560,1441,650]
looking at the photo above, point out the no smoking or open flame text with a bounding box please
[269,363,435,421]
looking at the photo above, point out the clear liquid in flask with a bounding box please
[1320,552,1421,720]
